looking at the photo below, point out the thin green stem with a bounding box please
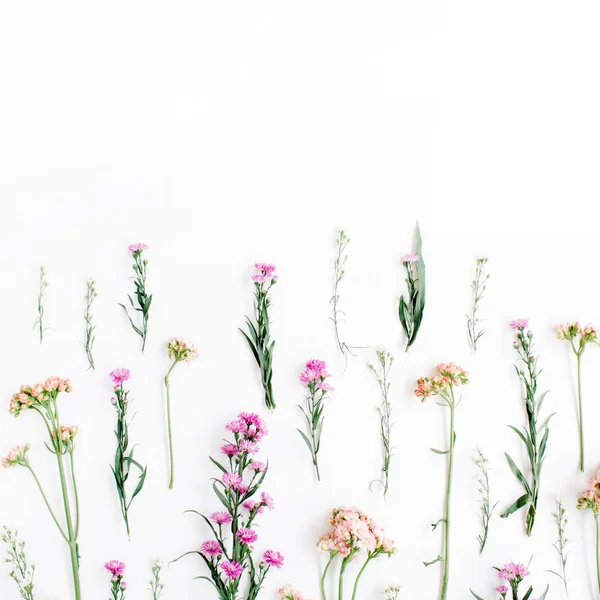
[577,353,584,472]
[595,514,600,596]
[338,557,349,600]
[321,555,334,600]
[165,359,178,489]
[26,465,68,542]
[69,451,80,539]
[440,399,455,600]
[351,556,372,600]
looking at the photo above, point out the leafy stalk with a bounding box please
[1,527,36,600]
[368,349,394,498]
[473,447,497,553]
[501,321,552,536]
[547,499,569,597]
[83,278,98,370]
[466,258,490,351]
[33,265,49,344]
[148,561,165,600]
[398,223,426,351]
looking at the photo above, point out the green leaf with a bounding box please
[522,585,534,600]
[500,493,530,518]
[430,448,449,455]
[470,591,485,600]
[209,456,227,473]
[297,429,314,455]
[504,453,532,495]
[423,555,442,567]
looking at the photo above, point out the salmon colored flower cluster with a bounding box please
[577,469,600,515]
[167,338,199,363]
[414,363,468,401]
[9,377,72,417]
[51,425,78,451]
[555,321,599,345]
[279,585,307,600]
[1,444,31,469]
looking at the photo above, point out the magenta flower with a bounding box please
[220,443,239,457]
[252,263,278,285]
[200,540,223,558]
[498,562,530,582]
[105,560,126,578]
[263,549,284,569]
[222,472,243,490]
[496,586,509,594]
[220,560,244,580]
[250,460,266,472]
[260,491,275,510]
[400,253,419,263]
[238,439,259,454]
[236,527,258,545]
[109,368,131,389]
[509,318,529,330]
[128,243,148,253]
[210,511,232,525]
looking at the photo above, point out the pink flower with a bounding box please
[316,381,335,392]
[496,586,508,594]
[400,253,419,263]
[222,472,243,490]
[105,560,126,578]
[262,549,284,568]
[260,491,275,510]
[109,368,131,389]
[252,263,278,285]
[243,499,264,514]
[250,461,266,472]
[210,511,232,525]
[220,560,244,580]
[221,443,239,457]
[1,444,31,468]
[236,527,258,545]
[509,319,529,330]
[238,439,259,454]
[167,338,199,363]
[299,360,333,388]
[498,562,530,582]
[200,540,223,557]
[128,243,148,252]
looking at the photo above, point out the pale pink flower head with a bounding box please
[250,460,267,473]
[238,439,259,455]
[498,562,529,582]
[109,368,131,389]
[260,491,275,510]
[210,511,232,525]
[200,540,223,557]
[400,253,419,263]
[221,443,239,457]
[128,243,148,253]
[509,319,529,330]
[415,363,467,401]
[228,412,268,442]
[252,263,278,286]
[496,586,508,594]
[105,560,126,579]
[300,360,333,391]
[43,376,72,394]
[222,471,243,490]
[437,363,469,386]
[236,527,258,546]
[262,549,284,569]
[167,337,199,363]
[220,560,244,580]
[1,444,31,468]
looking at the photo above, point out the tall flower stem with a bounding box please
[351,556,372,600]
[577,353,584,472]
[338,556,349,600]
[26,465,68,541]
[165,360,177,490]
[441,398,455,600]
[595,514,600,595]
[321,555,334,600]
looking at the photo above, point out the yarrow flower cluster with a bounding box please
[577,467,600,595]
[415,363,469,600]
[105,560,127,600]
[179,413,283,600]
[318,507,396,600]
[2,527,36,600]
[164,337,198,489]
[5,376,82,600]
[555,321,599,472]
[119,243,151,353]
[108,368,147,539]
[240,263,278,410]
[471,562,548,600]
[502,320,552,537]
[398,223,426,351]
[297,360,334,481]
[278,585,307,600]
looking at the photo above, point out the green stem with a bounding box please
[440,400,455,600]
[321,555,334,600]
[351,556,372,600]
[577,353,584,472]
[26,465,68,542]
[595,514,600,596]
[69,451,80,539]
[338,557,349,600]
[165,360,178,489]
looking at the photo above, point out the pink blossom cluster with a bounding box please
[509,318,529,330]
[252,263,278,286]
[317,506,396,558]
[498,562,529,583]
[225,412,269,443]
[555,321,599,345]
[52,425,78,446]
[400,253,419,263]
[167,337,199,363]
[414,363,468,401]
[278,585,307,600]
[299,360,334,392]
[577,469,600,514]
[1,443,31,468]
[109,368,131,389]
[128,242,148,253]
[105,560,126,581]
[9,377,72,416]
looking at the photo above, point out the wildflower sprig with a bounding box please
[5,377,82,600]
[368,349,395,498]
[240,263,278,410]
[577,468,600,595]
[178,413,284,600]
[473,448,497,553]
[164,338,198,489]
[467,258,490,352]
[83,278,98,370]
[384,586,401,600]
[415,363,469,600]
[148,561,165,600]
[2,527,35,600]
[501,320,553,536]
[109,368,147,539]
[555,321,599,472]
[547,499,569,597]
[33,265,50,344]
[398,223,426,351]
[471,562,548,600]
[317,507,396,600]
[119,243,151,353]
[105,561,127,600]
[297,360,334,482]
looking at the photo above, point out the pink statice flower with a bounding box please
[400,253,419,263]
[128,243,148,253]
[1,444,31,468]
[167,337,199,363]
[236,527,258,545]
[200,540,223,557]
[509,319,529,330]
[252,263,278,285]
[210,511,232,525]
[105,560,126,579]
[262,549,284,569]
[109,368,131,389]
[220,560,244,580]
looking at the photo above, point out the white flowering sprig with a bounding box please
[148,561,165,600]
[547,499,569,597]
[555,321,599,472]
[119,243,151,353]
[384,586,401,600]
[164,338,198,489]
[83,278,98,370]
[466,258,490,352]
[473,448,497,553]
[368,349,394,498]
[5,377,81,600]
[33,265,50,344]
[2,527,35,600]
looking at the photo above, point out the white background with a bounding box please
[1,2,599,599]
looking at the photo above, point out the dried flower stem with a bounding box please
[148,561,164,600]
[83,278,97,370]
[33,265,49,344]
[547,499,569,597]
[473,448,497,553]
[466,258,490,352]
[2,527,35,600]
[368,350,394,498]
